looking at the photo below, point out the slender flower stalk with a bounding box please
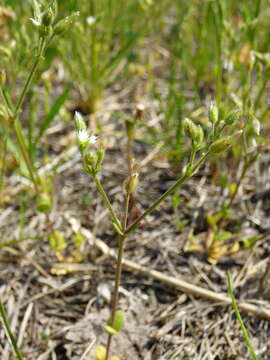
[92,174,122,230]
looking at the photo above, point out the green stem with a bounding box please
[13,39,45,119]
[125,151,210,236]
[1,39,46,195]
[0,135,8,207]
[105,234,126,360]
[0,300,24,360]
[105,194,130,360]
[13,119,39,193]
[92,174,122,229]
[125,172,187,235]
[227,273,259,360]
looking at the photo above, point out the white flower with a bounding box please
[252,117,260,136]
[29,18,41,26]
[86,16,96,26]
[77,130,89,144]
[89,134,97,144]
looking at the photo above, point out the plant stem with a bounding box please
[105,234,126,360]
[92,173,122,229]
[0,300,24,360]
[227,273,259,360]
[13,39,45,119]
[125,172,188,235]
[104,194,130,360]
[2,39,46,195]
[125,151,210,235]
[105,127,133,359]
[0,135,7,207]
[13,119,40,194]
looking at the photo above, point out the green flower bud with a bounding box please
[95,148,105,171]
[183,118,204,149]
[39,24,53,38]
[224,109,240,125]
[209,101,219,124]
[183,118,197,140]
[42,7,54,26]
[125,173,139,194]
[36,192,52,213]
[74,111,86,132]
[209,137,232,154]
[84,150,97,168]
[54,12,80,36]
[193,125,204,149]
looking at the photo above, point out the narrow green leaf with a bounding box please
[0,300,24,360]
[104,325,117,336]
[36,82,72,141]
[227,273,259,360]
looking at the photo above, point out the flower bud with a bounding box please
[125,173,139,194]
[252,116,260,135]
[183,118,204,149]
[42,7,54,26]
[39,24,53,38]
[183,118,197,140]
[84,151,97,169]
[224,109,240,125]
[193,125,204,149]
[74,111,86,131]
[36,192,52,213]
[0,69,6,85]
[96,148,105,167]
[209,101,219,124]
[54,12,80,35]
[209,137,232,154]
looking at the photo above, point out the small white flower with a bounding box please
[89,134,97,144]
[77,130,89,144]
[29,18,41,26]
[252,117,260,136]
[250,138,258,151]
[86,16,96,26]
[223,59,234,72]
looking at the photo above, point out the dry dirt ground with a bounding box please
[1,90,270,360]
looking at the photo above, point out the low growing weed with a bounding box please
[74,104,242,358]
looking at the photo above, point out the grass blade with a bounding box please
[0,300,25,360]
[36,82,72,141]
